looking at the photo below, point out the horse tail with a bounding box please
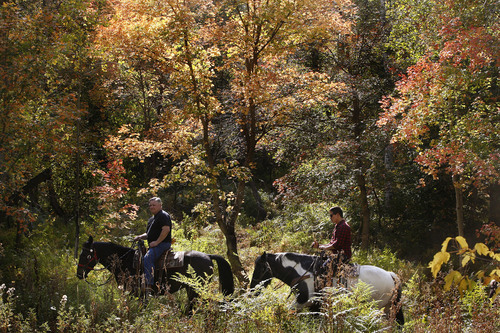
[390,272,405,326]
[208,254,235,296]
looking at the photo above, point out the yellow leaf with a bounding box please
[455,236,469,249]
[491,269,500,278]
[459,277,469,295]
[444,271,462,291]
[441,237,453,252]
[492,288,500,302]
[468,279,477,291]
[474,243,489,256]
[462,253,471,267]
[429,251,450,278]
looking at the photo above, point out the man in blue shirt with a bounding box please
[134,197,172,292]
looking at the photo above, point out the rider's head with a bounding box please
[149,197,163,215]
[329,206,343,224]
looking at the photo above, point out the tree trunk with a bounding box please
[249,180,266,221]
[352,93,371,249]
[202,115,248,286]
[213,179,249,286]
[223,214,249,285]
[357,172,371,249]
[453,174,465,237]
[74,119,81,259]
[384,144,394,212]
[489,184,500,226]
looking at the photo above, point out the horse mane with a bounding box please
[274,252,317,262]
[95,241,132,251]
[93,241,134,259]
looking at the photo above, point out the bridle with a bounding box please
[78,246,99,272]
[77,245,114,287]
[253,257,274,286]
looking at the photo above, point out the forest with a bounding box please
[0,0,499,331]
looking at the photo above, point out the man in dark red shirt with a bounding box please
[311,206,352,262]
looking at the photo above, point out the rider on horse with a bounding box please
[134,197,172,295]
[311,206,352,287]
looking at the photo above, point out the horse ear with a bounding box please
[262,251,267,259]
[87,236,93,244]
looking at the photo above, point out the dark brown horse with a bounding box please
[76,236,234,310]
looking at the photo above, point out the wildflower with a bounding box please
[60,295,68,307]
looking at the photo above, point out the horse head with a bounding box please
[489,279,498,299]
[250,252,274,290]
[76,236,98,279]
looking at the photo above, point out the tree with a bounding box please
[0,0,114,248]
[379,0,500,236]
[99,0,354,284]
[271,0,396,250]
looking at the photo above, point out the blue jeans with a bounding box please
[144,242,171,286]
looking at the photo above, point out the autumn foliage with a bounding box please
[378,9,499,190]
[429,236,500,300]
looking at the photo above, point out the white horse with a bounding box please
[249,252,404,325]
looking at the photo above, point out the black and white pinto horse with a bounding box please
[250,252,404,325]
[76,236,234,310]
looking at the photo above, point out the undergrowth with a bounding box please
[1,221,499,332]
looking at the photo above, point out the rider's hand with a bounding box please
[311,241,319,248]
[149,241,158,247]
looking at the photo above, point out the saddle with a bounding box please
[133,240,185,272]
[155,249,185,270]
[314,252,359,289]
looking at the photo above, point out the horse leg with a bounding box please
[393,284,404,326]
[185,286,199,316]
[387,273,404,326]
[292,281,315,310]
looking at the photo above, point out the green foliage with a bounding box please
[460,283,493,318]
[0,284,16,332]
[353,247,407,273]
[56,295,92,332]
[320,283,388,332]
[248,202,330,252]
